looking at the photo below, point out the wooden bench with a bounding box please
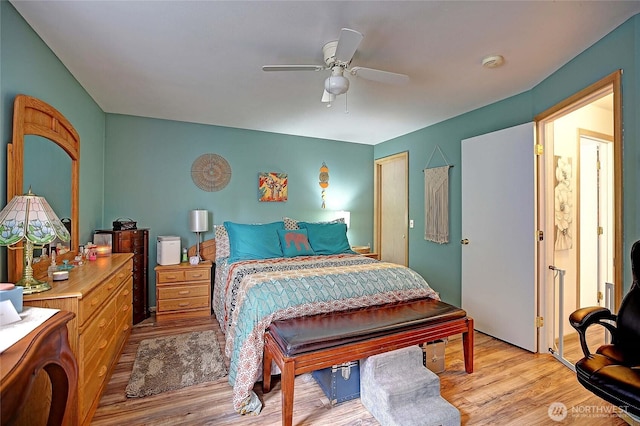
[262,298,474,426]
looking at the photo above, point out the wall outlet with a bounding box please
[409,219,414,228]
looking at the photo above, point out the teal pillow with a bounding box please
[277,229,315,257]
[224,221,284,263]
[298,222,354,255]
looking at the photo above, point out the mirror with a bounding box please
[24,135,72,257]
[7,95,80,282]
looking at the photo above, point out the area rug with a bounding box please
[125,330,227,398]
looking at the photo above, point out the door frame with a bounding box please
[373,152,408,264]
[576,129,614,308]
[535,71,622,352]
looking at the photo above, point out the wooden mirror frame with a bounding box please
[7,95,80,282]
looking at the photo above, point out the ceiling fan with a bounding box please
[262,28,409,104]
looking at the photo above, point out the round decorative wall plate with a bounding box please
[191,153,232,192]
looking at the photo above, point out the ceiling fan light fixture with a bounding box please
[325,75,349,95]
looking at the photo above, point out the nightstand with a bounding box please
[155,261,212,321]
[352,245,379,260]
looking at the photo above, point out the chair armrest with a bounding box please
[570,306,614,329]
[569,306,617,357]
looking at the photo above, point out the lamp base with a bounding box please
[16,276,52,294]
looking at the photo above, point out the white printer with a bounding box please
[157,235,181,265]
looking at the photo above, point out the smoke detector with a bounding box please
[482,55,505,68]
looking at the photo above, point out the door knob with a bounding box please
[461,239,469,245]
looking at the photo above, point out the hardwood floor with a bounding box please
[93,315,629,425]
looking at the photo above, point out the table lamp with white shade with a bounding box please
[189,209,209,262]
[0,188,70,294]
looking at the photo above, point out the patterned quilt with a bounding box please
[213,254,439,414]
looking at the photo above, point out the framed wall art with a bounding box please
[554,155,573,250]
[259,172,288,202]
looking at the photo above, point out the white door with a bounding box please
[461,122,537,352]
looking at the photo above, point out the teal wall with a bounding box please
[2,0,639,310]
[376,15,639,304]
[104,114,374,306]
[1,0,106,280]
[374,93,533,304]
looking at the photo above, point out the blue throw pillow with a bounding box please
[224,221,284,263]
[298,222,354,255]
[277,229,315,257]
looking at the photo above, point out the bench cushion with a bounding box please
[269,298,466,356]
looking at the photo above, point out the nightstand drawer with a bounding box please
[158,284,209,300]
[157,270,186,283]
[158,296,210,312]
[185,268,210,281]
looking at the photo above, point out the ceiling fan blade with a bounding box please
[321,90,335,103]
[262,65,325,72]
[350,67,409,85]
[335,28,363,63]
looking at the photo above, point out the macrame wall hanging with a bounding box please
[424,145,453,244]
[319,162,329,208]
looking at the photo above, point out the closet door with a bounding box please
[461,122,537,352]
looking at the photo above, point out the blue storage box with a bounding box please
[0,285,23,313]
[312,361,360,405]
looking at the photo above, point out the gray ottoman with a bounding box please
[360,346,460,426]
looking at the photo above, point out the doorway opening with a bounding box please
[535,71,622,364]
[373,152,408,265]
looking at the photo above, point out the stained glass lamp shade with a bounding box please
[0,188,70,294]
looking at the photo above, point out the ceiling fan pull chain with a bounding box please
[344,92,349,114]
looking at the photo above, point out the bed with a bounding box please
[209,218,439,415]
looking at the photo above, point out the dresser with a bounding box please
[23,254,133,426]
[155,261,212,321]
[95,229,149,324]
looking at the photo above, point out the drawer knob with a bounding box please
[99,318,107,328]
[192,273,203,278]
[178,290,190,295]
[98,365,108,377]
[99,339,108,350]
[179,302,190,307]
[91,298,99,307]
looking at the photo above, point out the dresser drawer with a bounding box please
[81,333,116,419]
[116,303,132,350]
[158,296,210,313]
[79,298,115,357]
[78,264,130,324]
[158,284,209,300]
[157,270,186,283]
[116,278,133,314]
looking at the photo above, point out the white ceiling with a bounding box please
[10,1,640,145]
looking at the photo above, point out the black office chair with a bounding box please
[569,240,640,417]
